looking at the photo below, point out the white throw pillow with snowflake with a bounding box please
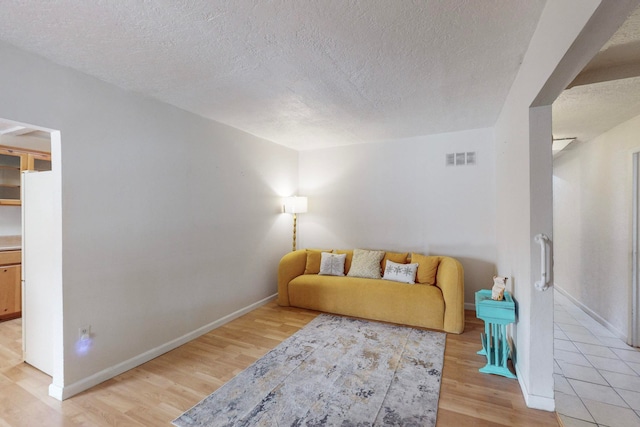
[383,260,419,284]
[319,252,346,276]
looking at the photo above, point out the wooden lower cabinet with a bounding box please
[0,251,21,320]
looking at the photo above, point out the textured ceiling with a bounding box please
[553,76,640,142]
[0,1,546,150]
[554,5,640,147]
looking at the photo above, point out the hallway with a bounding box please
[554,290,640,426]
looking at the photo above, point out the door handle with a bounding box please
[534,234,550,291]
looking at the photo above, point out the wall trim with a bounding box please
[50,294,277,401]
[555,285,627,342]
[515,363,555,411]
[48,383,64,400]
[464,302,476,311]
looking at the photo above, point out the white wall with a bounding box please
[554,113,640,339]
[494,0,635,410]
[494,0,603,410]
[0,40,298,398]
[298,128,496,304]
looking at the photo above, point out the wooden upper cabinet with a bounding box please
[0,149,23,205]
[0,145,51,206]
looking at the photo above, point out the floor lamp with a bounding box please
[283,196,308,252]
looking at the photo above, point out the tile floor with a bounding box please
[554,290,640,427]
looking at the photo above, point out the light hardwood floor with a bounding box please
[0,302,559,426]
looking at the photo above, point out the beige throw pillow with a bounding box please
[347,249,385,279]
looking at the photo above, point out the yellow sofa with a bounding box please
[277,249,465,334]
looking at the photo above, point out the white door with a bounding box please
[21,170,54,375]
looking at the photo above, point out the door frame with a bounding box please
[632,152,640,347]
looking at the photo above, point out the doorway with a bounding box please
[0,117,58,377]
[550,6,640,418]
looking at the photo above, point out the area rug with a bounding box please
[173,314,446,427]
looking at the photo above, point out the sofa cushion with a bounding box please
[411,253,440,285]
[288,275,445,330]
[304,249,330,274]
[383,260,418,284]
[319,252,346,276]
[382,251,409,271]
[347,249,385,279]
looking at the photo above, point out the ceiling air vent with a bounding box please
[446,153,455,166]
[466,152,476,165]
[446,152,477,166]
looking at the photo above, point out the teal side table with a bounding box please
[475,289,516,379]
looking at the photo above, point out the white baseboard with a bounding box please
[51,294,277,401]
[515,364,555,411]
[464,302,476,311]
[48,383,64,400]
[554,285,627,342]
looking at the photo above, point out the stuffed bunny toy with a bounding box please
[492,276,508,301]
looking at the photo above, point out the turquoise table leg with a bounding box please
[478,321,516,379]
[477,321,490,356]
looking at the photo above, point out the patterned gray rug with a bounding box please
[173,314,446,427]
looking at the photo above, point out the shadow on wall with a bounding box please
[443,256,497,306]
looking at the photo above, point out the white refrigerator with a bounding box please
[21,170,54,376]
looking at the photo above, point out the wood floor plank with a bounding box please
[0,303,558,426]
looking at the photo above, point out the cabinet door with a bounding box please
[0,152,23,204]
[27,153,51,172]
[0,146,51,205]
[0,264,21,319]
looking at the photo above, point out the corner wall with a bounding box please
[298,128,497,304]
[554,113,640,340]
[494,0,636,410]
[0,41,298,397]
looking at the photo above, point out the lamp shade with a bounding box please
[283,196,308,214]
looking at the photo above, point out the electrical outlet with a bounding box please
[79,325,91,340]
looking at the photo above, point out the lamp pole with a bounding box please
[292,212,298,252]
[283,196,307,252]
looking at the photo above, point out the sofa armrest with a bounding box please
[435,256,465,334]
[277,250,307,306]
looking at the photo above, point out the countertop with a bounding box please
[0,235,21,251]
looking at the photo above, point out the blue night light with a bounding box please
[75,335,93,356]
